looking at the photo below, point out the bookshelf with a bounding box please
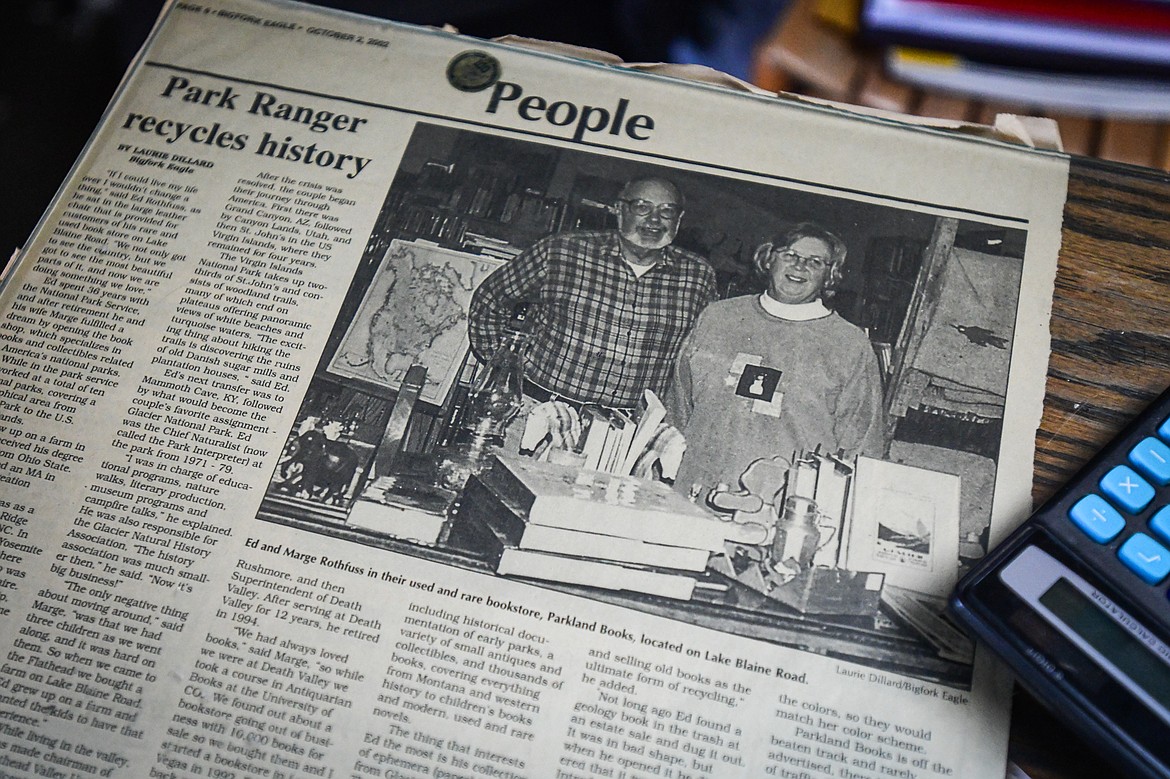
[367,134,567,262]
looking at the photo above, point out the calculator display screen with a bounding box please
[1039,578,1170,703]
[957,536,1170,778]
[998,544,1170,724]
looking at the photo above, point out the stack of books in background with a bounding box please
[447,456,759,601]
[859,0,1170,118]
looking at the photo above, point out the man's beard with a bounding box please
[620,222,672,254]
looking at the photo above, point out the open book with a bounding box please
[0,0,1068,776]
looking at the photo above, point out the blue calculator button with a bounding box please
[1130,437,1170,486]
[1119,534,1170,584]
[1100,465,1155,514]
[1069,494,1126,543]
[1158,416,1170,442]
[1151,506,1170,545]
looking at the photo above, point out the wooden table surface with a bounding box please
[1005,156,1170,779]
[1039,159,1170,499]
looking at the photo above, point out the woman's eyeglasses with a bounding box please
[773,249,829,270]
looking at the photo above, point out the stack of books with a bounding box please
[462,231,522,260]
[347,460,456,545]
[859,0,1170,117]
[576,391,667,475]
[525,388,671,476]
[448,456,767,600]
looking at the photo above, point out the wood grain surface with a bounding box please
[1037,159,1170,502]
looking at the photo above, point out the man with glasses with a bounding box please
[665,222,886,496]
[469,176,716,446]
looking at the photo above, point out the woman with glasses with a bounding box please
[664,222,886,496]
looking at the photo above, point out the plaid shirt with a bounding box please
[469,231,716,408]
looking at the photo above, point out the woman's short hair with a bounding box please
[752,222,848,297]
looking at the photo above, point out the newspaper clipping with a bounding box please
[0,0,1069,777]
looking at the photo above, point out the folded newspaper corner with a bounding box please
[0,0,1069,776]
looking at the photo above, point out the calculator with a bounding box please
[951,387,1170,779]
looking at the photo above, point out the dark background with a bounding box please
[0,0,786,264]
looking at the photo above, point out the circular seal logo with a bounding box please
[447,50,501,92]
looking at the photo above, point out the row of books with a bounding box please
[348,450,772,602]
[855,0,1170,118]
[345,442,968,628]
[447,456,731,601]
[570,391,668,476]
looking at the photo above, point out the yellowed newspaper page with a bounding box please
[0,0,1068,777]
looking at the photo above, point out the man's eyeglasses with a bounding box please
[621,199,682,221]
[773,249,829,271]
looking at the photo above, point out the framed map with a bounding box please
[328,239,504,405]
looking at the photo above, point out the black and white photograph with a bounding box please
[258,121,1029,687]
